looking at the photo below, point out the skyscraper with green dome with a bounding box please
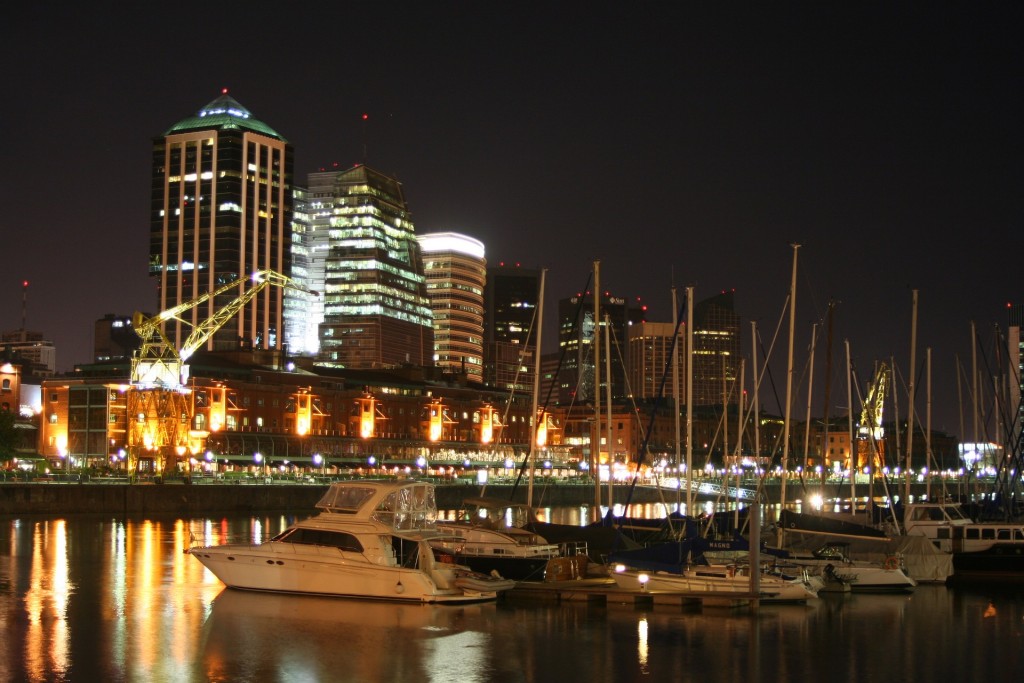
[150,91,293,353]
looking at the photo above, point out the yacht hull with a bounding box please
[190,544,499,604]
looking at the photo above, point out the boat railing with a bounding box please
[560,541,589,558]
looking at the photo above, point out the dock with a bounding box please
[508,578,765,610]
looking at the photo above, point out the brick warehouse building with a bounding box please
[37,352,567,478]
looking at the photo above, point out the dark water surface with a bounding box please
[1,513,1021,683]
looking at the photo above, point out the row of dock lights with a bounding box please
[187,450,1006,482]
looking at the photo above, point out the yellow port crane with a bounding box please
[126,270,312,477]
[856,362,889,470]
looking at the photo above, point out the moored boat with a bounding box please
[431,497,579,581]
[187,480,515,603]
[610,563,818,603]
[773,542,917,592]
[903,500,1024,581]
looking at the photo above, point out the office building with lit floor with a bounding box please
[315,165,434,369]
[151,90,293,352]
[418,232,486,383]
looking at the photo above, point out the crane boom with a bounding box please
[859,362,889,441]
[178,270,307,361]
[131,270,310,388]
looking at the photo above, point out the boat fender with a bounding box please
[883,557,899,571]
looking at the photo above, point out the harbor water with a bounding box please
[0,511,1021,683]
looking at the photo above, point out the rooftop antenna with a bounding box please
[361,113,369,164]
[21,279,28,329]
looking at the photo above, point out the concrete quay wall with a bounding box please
[0,482,671,517]
[0,481,947,517]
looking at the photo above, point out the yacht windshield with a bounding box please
[316,486,376,513]
[373,484,438,530]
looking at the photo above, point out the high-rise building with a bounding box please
[1,329,55,378]
[93,314,142,363]
[624,292,741,408]
[556,292,646,404]
[627,320,687,401]
[418,232,486,383]
[150,91,293,352]
[691,291,741,406]
[284,186,318,355]
[316,165,433,369]
[483,263,541,393]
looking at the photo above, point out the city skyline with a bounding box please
[2,4,1022,437]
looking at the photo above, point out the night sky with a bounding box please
[3,3,1021,439]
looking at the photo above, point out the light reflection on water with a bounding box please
[0,513,1022,683]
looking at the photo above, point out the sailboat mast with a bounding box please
[803,323,817,472]
[972,321,979,446]
[905,289,918,502]
[527,269,546,509]
[604,314,613,508]
[723,354,728,473]
[734,359,745,529]
[686,285,695,515]
[593,261,602,514]
[821,302,834,493]
[672,287,682,505]
[778,243,800,547]
[846,339,856,517]
[926,347,932,500]
[751,320,760,477]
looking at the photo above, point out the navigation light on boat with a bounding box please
[638,574,649,591]
[614,564,627,573]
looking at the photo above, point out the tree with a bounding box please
[0,410,18,462]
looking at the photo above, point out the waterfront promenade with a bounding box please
[0,478,673,516]
[0,475,950,516]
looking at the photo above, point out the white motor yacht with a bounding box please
[188,480,515,603]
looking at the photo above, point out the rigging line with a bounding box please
[754,293,791,469]
[607,292,688,524]
[604,305,682,530]
[968,323,999,447]
[977,322,1023,515]
[498,295,542,428]
[539,273,594,414]
[889,359,938,487]
[742,303,791,504]
[509,270,593,500]
[606,316,647,441]
[849,362,897,528]
[976,322,1020,445]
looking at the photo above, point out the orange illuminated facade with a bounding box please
[39,357,552,475]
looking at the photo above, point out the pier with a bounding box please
[510,578,766,611]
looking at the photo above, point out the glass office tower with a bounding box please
[316,165,433,369]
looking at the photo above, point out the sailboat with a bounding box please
[501,263,640,565]
[770,285,949,585]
